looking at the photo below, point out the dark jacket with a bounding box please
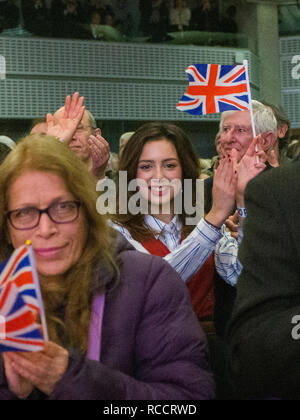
[227,157,300,399]
[0,233,215,400]
[204,163,274,337]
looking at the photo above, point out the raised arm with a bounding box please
[214,138,265,286]
[46,92,85,144]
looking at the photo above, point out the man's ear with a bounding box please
[261,131,275,151]
[278,124,288,139]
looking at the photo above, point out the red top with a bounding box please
[141,237,215,321]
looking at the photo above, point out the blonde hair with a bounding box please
[0,134,119,352]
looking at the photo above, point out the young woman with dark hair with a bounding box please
[111,121,237,325]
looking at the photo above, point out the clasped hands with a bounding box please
[3,341,69,399]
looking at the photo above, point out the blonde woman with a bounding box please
[0,134,214,400]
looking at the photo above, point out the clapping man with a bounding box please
[32,93,110,179]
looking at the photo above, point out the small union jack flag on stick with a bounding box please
[0,242,48,352]
[177,60,259,160]
[177,62,251,116]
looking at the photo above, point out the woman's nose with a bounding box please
[36,213,57,237]
[152,165,165,180]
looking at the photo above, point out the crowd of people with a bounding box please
[0,0,239,43]
[1,90,300,400]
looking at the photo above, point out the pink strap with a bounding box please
[87,294,105,362]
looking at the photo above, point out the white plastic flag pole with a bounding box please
[243,60,259,164]
[26,241,49,342]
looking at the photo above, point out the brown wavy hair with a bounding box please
[112,122,200,241]
[0,134,119,353]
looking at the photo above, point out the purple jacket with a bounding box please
[0,234,215,400]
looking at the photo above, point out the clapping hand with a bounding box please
[206,155,238,228]
[267,149,280,168]
[89,131,110,179]
[46,92,85,145]
[232,136,266,207]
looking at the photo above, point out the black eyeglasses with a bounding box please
[7,201,81,231]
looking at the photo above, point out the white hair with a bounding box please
[219,100,277,136]
[251,100,277,136]
[86,110,97,130]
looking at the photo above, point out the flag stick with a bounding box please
[243,60,259,164]
[26,241,49,342]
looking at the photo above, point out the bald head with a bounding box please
[30,122,47,135]
[53,107,96,130]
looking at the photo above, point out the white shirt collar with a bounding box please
[144,215,182,239]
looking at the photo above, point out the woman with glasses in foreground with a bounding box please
[0,134,215,400]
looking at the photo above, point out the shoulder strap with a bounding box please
[87,294,105,362]
[141,238,171,257]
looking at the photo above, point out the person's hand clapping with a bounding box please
[205,155,237,228]
[89,131,110,179]
[46,92,85,145]
[233,136,266,207]
[267,149,280,168]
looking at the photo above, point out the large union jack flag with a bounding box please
[0,245,45,352]
[177,64,251,116]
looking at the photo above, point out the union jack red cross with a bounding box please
[177,64,251,116]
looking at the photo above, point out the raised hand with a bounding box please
[234,136,266,207]
[46,92,85,145]
[63,92,85,123]
[206,156,237,228]
[89,131,110,179]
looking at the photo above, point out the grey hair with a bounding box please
[251,100,277,136]
[86,110,97,130]
[219,100,277,136]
